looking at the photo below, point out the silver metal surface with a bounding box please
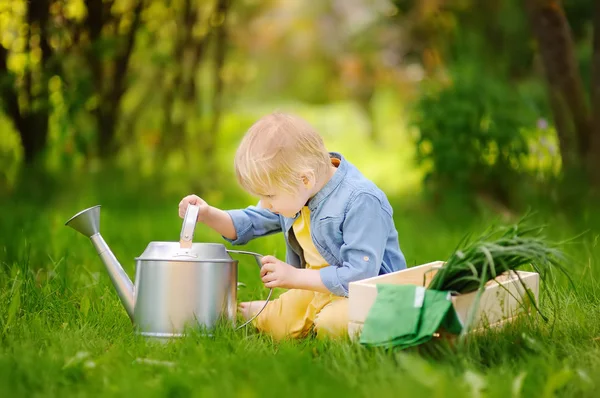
[140,331,185,338]
[91,233,135,320]
[136,242,236,262]
[133,257,238,336]
[227,249,263,269]
[65,205,100,237]
[66,206,135,320]
[180,204,200,248]
[65,205,271,339]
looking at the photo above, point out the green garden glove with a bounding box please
[360,284,463,349]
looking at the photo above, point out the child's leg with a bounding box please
[252,289,316,340]
[313,297,349,340]
[239,301,267,320]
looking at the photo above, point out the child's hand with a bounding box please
[260,256,298,289]
[178,194,211,222]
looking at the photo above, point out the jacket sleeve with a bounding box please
[319,193,391,296]
[223,203,282,245]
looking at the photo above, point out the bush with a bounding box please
[411,66,534,208]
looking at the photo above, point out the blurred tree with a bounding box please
[390,0,599,195]
[524,0,598,188]
[159,0,230,157]
[389,0,537,80]
[0,0,146,162]
[593,1,600,188]
[0,0,233,174]
[83,0,145,158]
[0,0,54,165]
[141,0,232,192]
[412,64,533,209]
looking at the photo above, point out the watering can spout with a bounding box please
[65,206,135,321]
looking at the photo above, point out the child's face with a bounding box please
[257,180,312,218]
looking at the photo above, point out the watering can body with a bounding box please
[133,242,239,338]
[66,205,262,339]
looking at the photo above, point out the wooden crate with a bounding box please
[348,261,539,340]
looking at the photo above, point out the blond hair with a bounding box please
[234,112,331,196]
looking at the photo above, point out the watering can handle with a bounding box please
[226,249,272,330]
[227,250,264,269]
[180,204,200,249]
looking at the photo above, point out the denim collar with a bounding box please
[306,152,347,212]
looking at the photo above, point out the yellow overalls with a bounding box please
[253,206,349,340]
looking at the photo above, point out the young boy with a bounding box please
[178,112,406,340]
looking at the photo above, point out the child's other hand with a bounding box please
[178,194,210,222]
[260,256,298,289]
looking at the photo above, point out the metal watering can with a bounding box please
[65,204,271,339]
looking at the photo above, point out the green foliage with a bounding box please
[429,218,571,296]
[412,65,534,205]
[0,0,234,170]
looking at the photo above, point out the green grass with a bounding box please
[1,180,600,398]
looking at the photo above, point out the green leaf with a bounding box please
[4,276,22,333]
[80,294,90,318]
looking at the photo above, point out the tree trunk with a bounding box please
[0,0,52,165]
[196,0,230,192]
[161,0,196,153]
[95,107,119,157]
[589,0,600,188]
[208,0,230,149]
[84,0,143,159]
[20,113,50,164]
[0,46,27,156]
[524,0,592,174]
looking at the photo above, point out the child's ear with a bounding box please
[301,172,315,188]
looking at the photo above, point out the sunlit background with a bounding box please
[1,0,599,396]
[3,0,591,202]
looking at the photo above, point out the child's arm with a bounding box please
[179,195,237,238]
[318,192,394,297]
[203,206,237,240]
[291,269,330,293]
[223,204,282,245]
[179,195,281,244]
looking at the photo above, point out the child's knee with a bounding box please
[313,299,349,339]
[252,291,315,340]
[255,312,311,341]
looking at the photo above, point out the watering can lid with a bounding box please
[135,242,235,263]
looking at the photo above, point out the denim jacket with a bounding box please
[224,152,407,296]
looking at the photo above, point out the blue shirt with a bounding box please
[224,152,407,296]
